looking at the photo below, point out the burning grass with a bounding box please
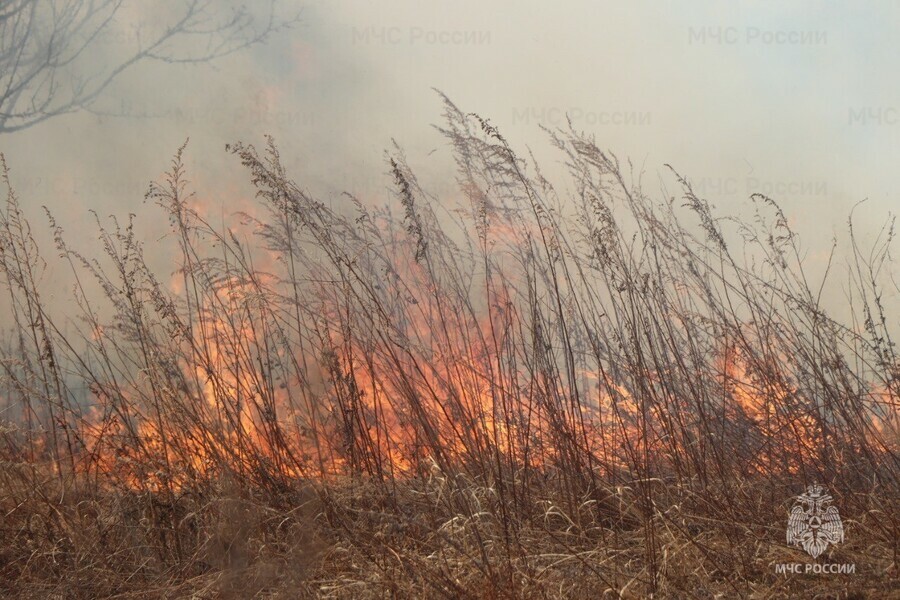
[1,96,898,597]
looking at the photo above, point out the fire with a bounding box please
[718,345,820,474]
[67,232,897,490]
[4,141,895,496]
[44,238,900,491]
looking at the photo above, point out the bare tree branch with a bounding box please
[0,0,296,133]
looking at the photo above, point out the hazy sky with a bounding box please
[2,0,898,293]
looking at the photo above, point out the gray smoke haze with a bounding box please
[1,0,898,308]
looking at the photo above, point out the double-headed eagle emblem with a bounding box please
[787,484,844,558]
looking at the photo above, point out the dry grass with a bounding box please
[0,96,898,597]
